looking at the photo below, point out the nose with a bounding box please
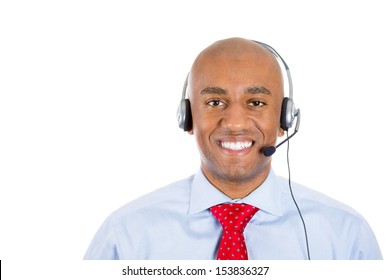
[220,103,251,131]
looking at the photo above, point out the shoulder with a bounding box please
[276,176,382,259]
[277,175,365,221]
[84,175,196,259]
[108,174,195,222]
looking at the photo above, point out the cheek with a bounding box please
[191,114,221,161]
[193,128,213,163]
[254,109,281,134]
[193,119,213,147]
[191,103,217,136]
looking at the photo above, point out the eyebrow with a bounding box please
[247,86,272,95]
[200,86,271,95]
[200,87,227,95]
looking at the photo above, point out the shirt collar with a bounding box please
[188,168,284,217]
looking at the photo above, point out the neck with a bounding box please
[202,165,271,199]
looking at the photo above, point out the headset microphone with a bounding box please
[262,109,301,157]
[262,146,277,157]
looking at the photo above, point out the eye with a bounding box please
[248,100,266,108]
[206,99,225,108]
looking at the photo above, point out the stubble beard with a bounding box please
[201,154,268,188]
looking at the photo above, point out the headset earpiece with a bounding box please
[280,97,296,131]
[177,75,193,131]
[177,98,192,132]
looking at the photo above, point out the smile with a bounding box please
[220,141,253,151]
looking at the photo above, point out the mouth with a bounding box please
[216,137,256,157]
[220,141,254,151]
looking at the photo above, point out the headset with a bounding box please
[176,41,310,260]
[177,41,299,134]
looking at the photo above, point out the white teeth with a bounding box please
[221,141,253,151]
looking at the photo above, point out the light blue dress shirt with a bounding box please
[84,169,382,260]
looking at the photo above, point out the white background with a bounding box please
[1,0,389,278]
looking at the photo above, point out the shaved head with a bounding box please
[188,37,284,101]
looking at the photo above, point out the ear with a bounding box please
[278,127,285,137]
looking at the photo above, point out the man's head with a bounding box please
[186,38,286,197]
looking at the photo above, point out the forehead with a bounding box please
[189,47,283,98]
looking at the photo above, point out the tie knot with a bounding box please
[210,203,259,232]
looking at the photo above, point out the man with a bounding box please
[84,38,382,260]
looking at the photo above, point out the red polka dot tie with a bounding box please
[210,203,259,260]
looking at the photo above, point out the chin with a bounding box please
[201,153,271,185]
[217,165,263,184]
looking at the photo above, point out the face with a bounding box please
[188,46,284,188]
